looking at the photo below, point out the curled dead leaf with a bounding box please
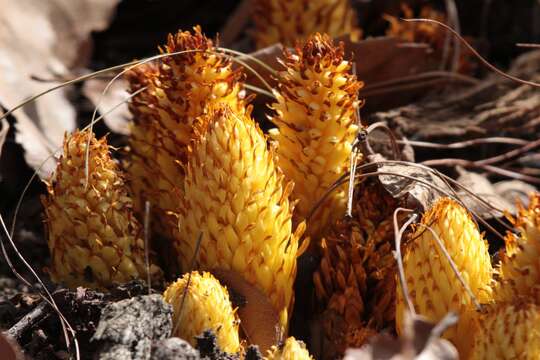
[0,0,120,177]
[212,268,281,354]
[344,313,458,360]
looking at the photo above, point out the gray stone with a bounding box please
[93,294,172,360]
[151,337,200,359]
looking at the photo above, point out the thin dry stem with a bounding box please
[393,208,418,315]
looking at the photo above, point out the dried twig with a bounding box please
[393,208,418,315]
[6,302,50,341]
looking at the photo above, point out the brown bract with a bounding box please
[313,180,399,358]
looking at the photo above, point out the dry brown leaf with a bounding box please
[212,268,281,354]
[0,0,120,177]
[82,78,131,135]
[0,333,24,360]
[344,314,458,360]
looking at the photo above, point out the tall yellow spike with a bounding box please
[396,198,493,357]
[125,26,246,238]
[495,193,540,302]
[269,33,363,238]
[176,104,305,333]
[42,130,160,289]
[469,301,540,360]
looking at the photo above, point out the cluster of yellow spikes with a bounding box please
[40,19,540,360]
[42,26,364,358]
[396,196,540,360]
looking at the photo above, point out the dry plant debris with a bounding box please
[269,33,363,239]
[163,271,241,354]
[41,130,161,289]
[252,0,361,49]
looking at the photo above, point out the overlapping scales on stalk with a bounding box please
[396,198,493,357]
[163,271,241,354]
[42,130,161,289]
[469,301,540,360]
[269,33,363,239]
[313,180,398,357]
[176,104,305,333]
[265,337,313,360]
[125,26,246,238]
[495,193,540,302]
[252,0,361,49]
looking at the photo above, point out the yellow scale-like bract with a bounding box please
[163,271,240,353]
[43,130,160,289]
[396,198,493,356]
[469,301,540,360]
[126,26,245,238]
[313,180,398,358]
[496,194,540,302]
[265,337,313,360]
[176,105,305,332]
[269,33,363,238]
[252,0,361,49]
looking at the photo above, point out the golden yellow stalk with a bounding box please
[125,26,246,238]
[269,33,363,239]
[495,193,540,302]
[176,104,305,333]
[252,0,361,49]
[42,130,160,289]
[163,271,241,353]
[469,301,540,360]
[396,198,493,356]
[265,337,313,360]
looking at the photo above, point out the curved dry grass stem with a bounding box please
[416,223,482,311]
[0,214,80,359]
[366,121,400,160]
[431,312,459,340]
[387,137,529,149]
[403,18,540,88]
[393,208,418,315]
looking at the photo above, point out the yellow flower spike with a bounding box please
[396,197,493,357]
[495,193,540,302]
[163,271,241,353]
[125,26,246,238]
[265,337,313,360]
[252,0,361,49]
[469,301,540,360]
[269,33,363,239]
[313,181,398,357]
[42,130,161,289]
[177,104,305,333]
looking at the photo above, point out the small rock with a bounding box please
[151,338,200,359]
[92,294,172,360]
